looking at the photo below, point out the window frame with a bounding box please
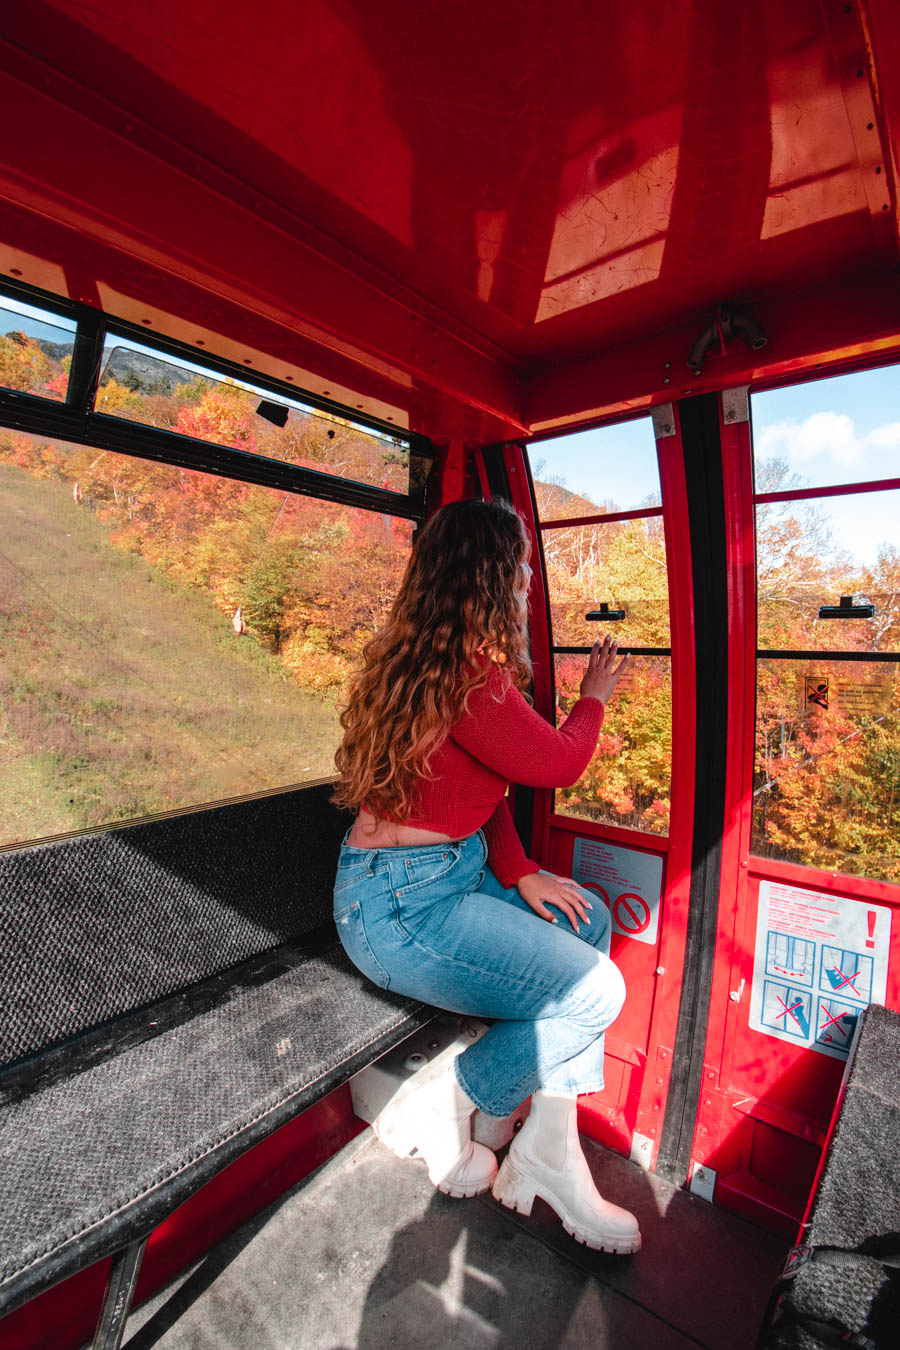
[749,387,900,881]
[0,277,432,523]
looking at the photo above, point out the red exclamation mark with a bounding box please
[866,911,876,949]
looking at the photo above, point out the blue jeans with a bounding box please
[333,830,625,1117]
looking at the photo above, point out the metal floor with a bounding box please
[120,1131,788,1350]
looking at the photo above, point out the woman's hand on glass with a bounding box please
[579,635,629,704]
[516,871,593,934]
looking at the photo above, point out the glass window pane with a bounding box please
[752,363,900,491]
[757,490,900,653]
[544,516,670,649]
[753,658,900,883]
[529,417,661,520]
[0,295,75,401]
[97,338,411,494]
[0,428,413,848]
[554,655,672,836]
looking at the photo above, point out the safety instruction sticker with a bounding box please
[571,839,663,945]
[749,881,892,1060]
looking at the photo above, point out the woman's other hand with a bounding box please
[579,635,629,704]
[516,871,593,933]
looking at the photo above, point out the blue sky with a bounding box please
[529,366,899,568]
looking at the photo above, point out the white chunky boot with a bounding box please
[374,1049,498,1198]
[492,1091,641,1253]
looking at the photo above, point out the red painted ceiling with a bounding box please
[1,0,898,434]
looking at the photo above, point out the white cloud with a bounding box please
[756,412,900,467]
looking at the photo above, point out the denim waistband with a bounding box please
[336,827,486,875]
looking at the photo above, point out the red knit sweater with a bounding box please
[404,663,605,888]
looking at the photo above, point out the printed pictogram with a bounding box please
[582,883,609,911]
[820,946,873,1004]
[815,1000,858,1049]
[765,932,814,987]
[761,980,811,1040]
[805,676,829,711]
[612,892,652,937]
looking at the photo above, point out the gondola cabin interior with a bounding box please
[0,2,898,1348]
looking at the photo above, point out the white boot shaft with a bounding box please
[494,1091,641,1254]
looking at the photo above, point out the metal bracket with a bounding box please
[689,1162,717,1202]
[651,403,676,439]
[721,386,749,425]
[630,1132,654,1170]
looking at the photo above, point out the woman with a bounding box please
[332,498,639,1254]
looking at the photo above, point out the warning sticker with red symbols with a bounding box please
[571,839,663,945]
[749,881,891,1060]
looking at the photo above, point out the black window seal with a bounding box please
[0,276,430,522]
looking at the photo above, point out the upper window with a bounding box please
[753,366,900,491]
[97,337,411,494]
[532,418,662,521]
[0,295,75,401]
[528,417,672,837]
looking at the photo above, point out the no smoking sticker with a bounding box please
[571,840,663,945]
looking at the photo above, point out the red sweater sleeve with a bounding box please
[482,797,541,889]
[450,665,605,788]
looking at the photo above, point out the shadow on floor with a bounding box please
[123,1133,786,1350]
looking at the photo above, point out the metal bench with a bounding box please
[0,783,433,1348]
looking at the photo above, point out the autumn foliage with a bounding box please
[2,329,897,880]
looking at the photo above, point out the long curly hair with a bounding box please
[333,498,532,820]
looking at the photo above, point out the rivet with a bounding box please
[663,361,671,369]
[867,122,874,130]
[876,166,883,175]
[195,339,205,345]
[663,423,672,434]
[9,267,22,276]
[244,358,252,364]
[663,376,671,385]
[141,318,152,325]
[726,409,735,420]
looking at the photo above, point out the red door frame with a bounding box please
[687,386,900,1235]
